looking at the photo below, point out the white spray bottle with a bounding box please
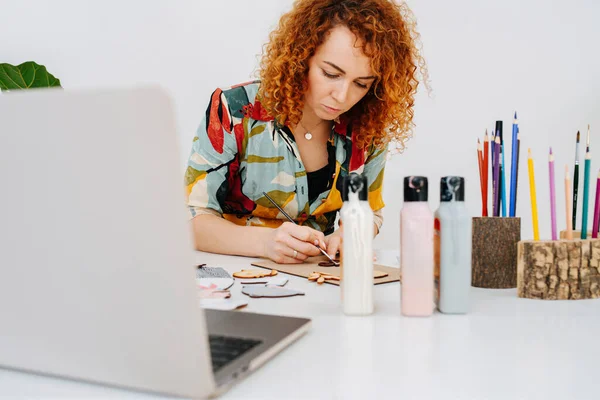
[341,172,374,316]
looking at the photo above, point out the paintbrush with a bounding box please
[572,131,580,230]
[262,191,339,266]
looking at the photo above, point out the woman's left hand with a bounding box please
[324,227,343,260]
[324,225,378,263]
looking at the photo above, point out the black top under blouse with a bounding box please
[307,164,331,203]
[281,125,337,205]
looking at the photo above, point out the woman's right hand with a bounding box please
[262,222,326,264]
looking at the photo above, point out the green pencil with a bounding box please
[581,125,591,239]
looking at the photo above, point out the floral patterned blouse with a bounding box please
[184,81,386,235]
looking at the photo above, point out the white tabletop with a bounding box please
[1,250,599,400]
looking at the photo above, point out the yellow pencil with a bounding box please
[528,149,540,240]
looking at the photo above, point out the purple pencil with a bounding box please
[491,133,495,216]
[493,136,501,216]
[549,147,557,240]
[593,170,600,239]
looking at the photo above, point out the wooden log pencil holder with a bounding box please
[559,230,594,240]
[517,236,600,300]
[471,217,521,288]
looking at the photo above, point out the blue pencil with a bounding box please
[509,112,518,217]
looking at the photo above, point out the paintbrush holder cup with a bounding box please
[471,217,521,288]
[517,238,600,300]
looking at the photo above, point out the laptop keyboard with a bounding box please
[208,334,263,372]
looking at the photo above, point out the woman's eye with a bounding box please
[322,69,369,89]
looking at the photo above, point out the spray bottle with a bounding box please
[434,176,472,314]
[400,176,434,317]
[341,172,374,316]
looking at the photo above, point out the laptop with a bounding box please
[0,87,311,398]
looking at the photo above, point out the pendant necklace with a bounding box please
[298,118,326,141]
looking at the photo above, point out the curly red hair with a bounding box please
[258,0,429,151]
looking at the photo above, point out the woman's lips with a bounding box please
[323,105,341,114]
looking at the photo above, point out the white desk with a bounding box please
[1,250,599,400]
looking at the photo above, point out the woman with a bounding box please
[185,0,427,263]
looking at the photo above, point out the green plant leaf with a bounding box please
[0,61,61,91]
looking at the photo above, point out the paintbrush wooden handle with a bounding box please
[262,191,339,265]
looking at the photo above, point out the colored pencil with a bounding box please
[491,131,496,215]
[496,121,503,215]
[565,165,573,240]
[483,130,489,217]
[549,148,557,240]
[477,139,486,216]
[528,148,540,240]
[581,126,591,239]
[572,131,580,230]
[509,112,518,217]
[592,170,600,239]
[501,139,507,217]
[514,128,520,215]
[493,136,501,217]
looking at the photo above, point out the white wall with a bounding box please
[3,0,599,249]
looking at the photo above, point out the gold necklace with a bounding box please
[298,118,326,141]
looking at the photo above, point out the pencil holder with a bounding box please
[471,217,521,288]
[559,230,595,240]
[517,238,600,300]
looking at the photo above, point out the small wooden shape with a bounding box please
[318,261,339,267]
[517,238,600,300]
[308,270,386,283]
[319,273,341,281]
[305,270,383,285]
[471,217,521,288]
[232,269,278,279]
[308,272,320,281]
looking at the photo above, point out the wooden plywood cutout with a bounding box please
[251,256,401,286]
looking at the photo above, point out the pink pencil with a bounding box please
[593,170,600,239]
[549,147,557,240]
